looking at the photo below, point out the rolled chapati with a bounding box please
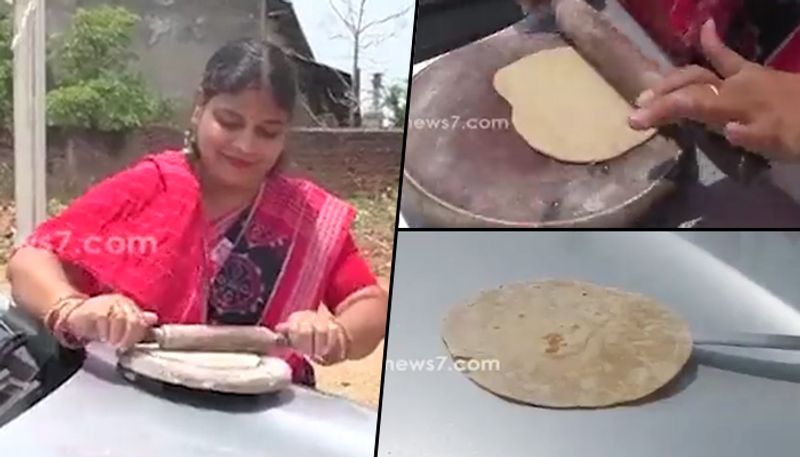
[493,47,656,163]
[118,344,292,395]
[441,279,692,408]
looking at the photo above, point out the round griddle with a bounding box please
[403,24,684,227]
[117,345,293,395]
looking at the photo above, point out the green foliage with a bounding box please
[52,6,139,85]
[47,74,167,130]
[46,5,172,132]
[383,81,407,128]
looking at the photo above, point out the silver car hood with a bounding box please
[0,344,378,456]
[379,231,800,456]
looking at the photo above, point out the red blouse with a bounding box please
[323,232,379,311]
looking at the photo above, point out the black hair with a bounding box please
[199,37,298,115]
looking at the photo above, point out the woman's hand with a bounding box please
[62,294,158,350]
[275,309,350,366]
[629,19,800,162]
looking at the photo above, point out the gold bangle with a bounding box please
[56,299,90,348]
[333,318,353,362]
[44,293,88,331]
[44,293,89,348]
[310,319,352,365]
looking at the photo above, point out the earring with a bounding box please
[182,128,192,154]
[183,127,199,158]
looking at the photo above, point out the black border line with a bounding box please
[372,1,420,457]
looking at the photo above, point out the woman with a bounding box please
[629,19,800,162]
[5,38,388,387]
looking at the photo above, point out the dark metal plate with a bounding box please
[403,24,685,227]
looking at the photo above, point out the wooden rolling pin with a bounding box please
[543,0,768,181]
[141,324,289,354]
[551,0,665,104]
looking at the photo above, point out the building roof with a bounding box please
[265,0,315,60]
[265,1,356,125]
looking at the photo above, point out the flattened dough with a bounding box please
[441,279,692,408]
[144,351,262,369]
[118,345,292,394]
[493,47,657,163]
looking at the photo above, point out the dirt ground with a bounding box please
[0,192,394,409]
[311,340,385,408]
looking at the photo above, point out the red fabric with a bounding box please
[20,149,361,381]
[767,26,800,73]
[619,0,753,64]
[22,153,201,319]
[323,232,379,311]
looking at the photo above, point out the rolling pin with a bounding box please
[141,324,289,355]
[551,0,664,105]
[524,0,769,181]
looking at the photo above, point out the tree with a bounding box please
[47,6,171,132]
[327,0,411,127]
[45,5,172,192]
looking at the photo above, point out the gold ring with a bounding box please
[707,84,720,96]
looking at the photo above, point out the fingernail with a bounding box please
[723,121,741,141]
[705,18,716,33]
[636,90,654,107]
[628,111,645,128]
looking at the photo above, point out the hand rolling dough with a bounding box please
[493,47,657,163]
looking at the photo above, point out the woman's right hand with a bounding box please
[62,294,158,350]
[629,19,800,161]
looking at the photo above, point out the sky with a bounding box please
[292,0,416,88]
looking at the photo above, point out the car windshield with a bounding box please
[0,316,34,425]
[0,296,81,429]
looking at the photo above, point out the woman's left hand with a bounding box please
[275,309,350,365]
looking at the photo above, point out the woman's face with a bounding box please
[192,86,290,191]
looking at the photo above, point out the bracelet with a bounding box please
[331,318,353,363]
[44,293,90,349]
[44,293,88,331]
[307,318,352,366]
[54,299,90,349]
[342,322,354,361]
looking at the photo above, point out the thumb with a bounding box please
[142,312,159,326]
[700,18,749,78]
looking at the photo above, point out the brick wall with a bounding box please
[0,127,403,201]
[286,128,403,198]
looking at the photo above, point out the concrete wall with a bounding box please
[45,0,321,125]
